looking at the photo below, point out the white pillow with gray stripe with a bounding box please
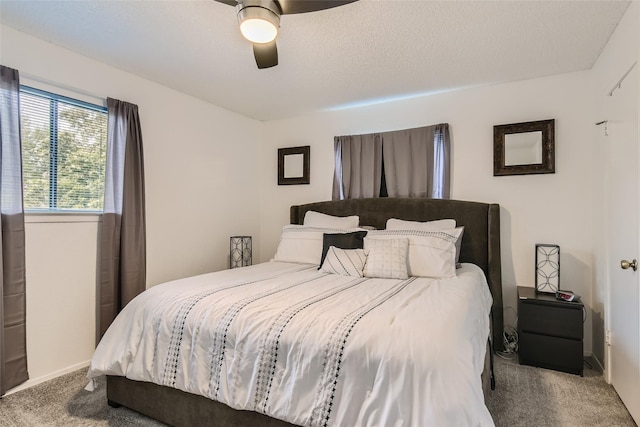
[366,229,462,278]
[320,247,369,277]
[272,225,366,265]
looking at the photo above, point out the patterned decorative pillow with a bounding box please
[318,230,368,269]
[320,247,369,277]
[363,238,409,280]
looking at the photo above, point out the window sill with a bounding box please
[25,212,101,224]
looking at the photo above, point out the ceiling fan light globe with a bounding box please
[237,4,280,44]
[240,18,278,43]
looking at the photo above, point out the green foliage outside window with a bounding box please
[20,88,107,212]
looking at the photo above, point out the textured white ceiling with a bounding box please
[0,0,630,121]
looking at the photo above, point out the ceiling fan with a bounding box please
[214,0,358,69]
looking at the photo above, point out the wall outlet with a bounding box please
[605,330,612,346]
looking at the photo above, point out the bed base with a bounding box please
[107,375,296,427]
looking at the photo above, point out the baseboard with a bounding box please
[5,360,90,396]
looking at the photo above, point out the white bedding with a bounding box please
[88,261,494,427]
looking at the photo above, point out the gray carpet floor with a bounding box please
[0,371,164,427]
[0,356,635,426]
[486,357,636,427]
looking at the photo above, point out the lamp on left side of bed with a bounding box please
[230,236,252,268]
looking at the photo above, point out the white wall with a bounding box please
[259,71,595,354]
[23,215,99,384]
[590,2,640,372]
[1,25,263,390]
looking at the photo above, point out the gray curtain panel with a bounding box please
[98,98,146,340]
[383,123,450,198]
[332,134,383,200]
[0,65,28,396]
[332,124,450,200]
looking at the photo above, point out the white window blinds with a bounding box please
[20,86,107,212]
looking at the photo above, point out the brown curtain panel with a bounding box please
[332,134,383,200]
[382,123,451,198]
[0,65,28,396]
[98,98,146,340]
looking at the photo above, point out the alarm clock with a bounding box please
[555,290,578,302]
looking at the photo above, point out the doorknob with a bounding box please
[620,259,637,271]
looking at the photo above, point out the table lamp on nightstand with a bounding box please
[535,243,560,294]
[230,236,252,268]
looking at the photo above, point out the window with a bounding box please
[20,86,107,212]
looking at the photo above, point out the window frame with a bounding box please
[20,85,108,214]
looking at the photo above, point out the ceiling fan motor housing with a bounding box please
[236,0,282,38]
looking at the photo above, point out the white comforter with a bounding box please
[88,261,494,427]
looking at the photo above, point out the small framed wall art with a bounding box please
[278,146,310,185]
[535,243,560,294]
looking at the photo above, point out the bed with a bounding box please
[90,197,503,427]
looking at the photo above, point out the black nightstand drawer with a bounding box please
[519,331,583,375]
[519,302,583,339]
[517,286,584,376]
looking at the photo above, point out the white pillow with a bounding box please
[366,228,462,278]
[386,218,456,231]
[303,211,359,229]
[363,238,409,280]
[272,225,365,264]
[320,247,369,277]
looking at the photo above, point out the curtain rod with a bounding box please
[19,72,106,106]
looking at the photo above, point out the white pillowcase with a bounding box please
[320,247,369,277]
[363,237,409,280]
[272,225,365,264]
[303,211,359,229]
[366,228,462,278]
[386,218,456,231]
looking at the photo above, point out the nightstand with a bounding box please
[517,286,584,376]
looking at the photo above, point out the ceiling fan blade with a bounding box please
[253,41,278,69]
[277,0,358,14]
[212,0,238,6]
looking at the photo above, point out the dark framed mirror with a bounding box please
[278,145,310,185]
[494,119,555,176]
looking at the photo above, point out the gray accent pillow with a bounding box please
[455,226,465,267]
[318,230,368,269]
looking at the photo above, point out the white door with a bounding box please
[607,62,640,423]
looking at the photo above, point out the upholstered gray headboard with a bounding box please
[290,197,504,351]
